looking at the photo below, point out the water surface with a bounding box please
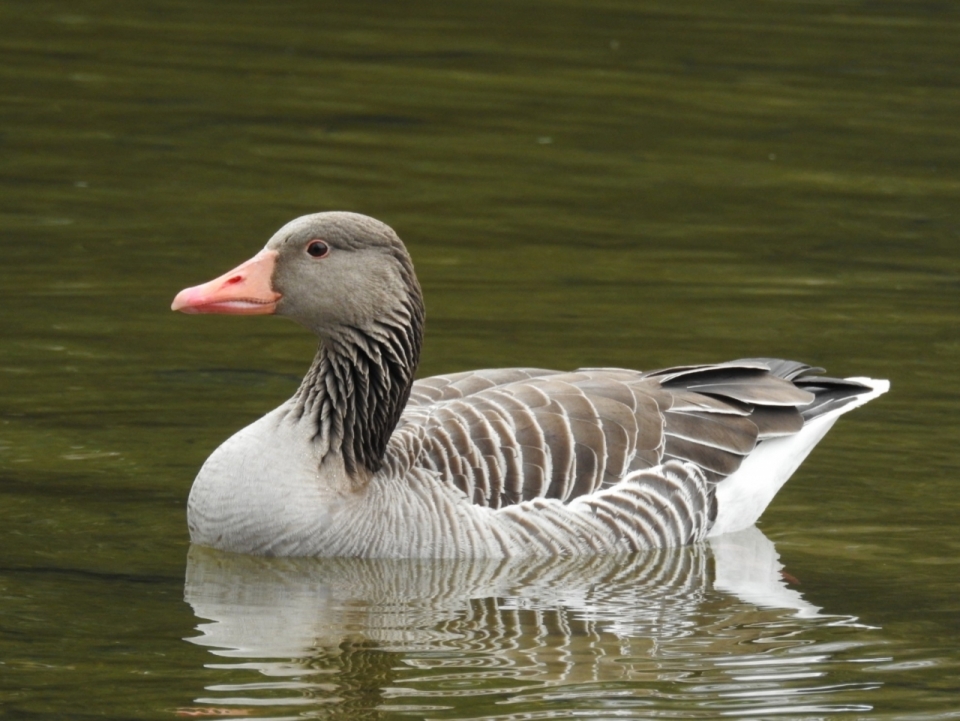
[1,1,959,718]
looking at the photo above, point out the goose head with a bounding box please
[171,212,423,345]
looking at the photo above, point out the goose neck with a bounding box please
[294,317,422,478]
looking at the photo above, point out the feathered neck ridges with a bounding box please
[294,280,424,478]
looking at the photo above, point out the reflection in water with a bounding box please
[183,528,883,719]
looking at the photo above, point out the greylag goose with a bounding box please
[172,212,888,558]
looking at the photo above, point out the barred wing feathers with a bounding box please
[400,360,837,520]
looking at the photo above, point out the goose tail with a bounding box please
[708,375,889,537]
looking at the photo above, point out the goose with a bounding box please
[172,212,889,558]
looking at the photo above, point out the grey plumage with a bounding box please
[397,361,867,505]
[176,212,889,557]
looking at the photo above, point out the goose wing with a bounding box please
[402,360,824,509]
[407,368,557,407]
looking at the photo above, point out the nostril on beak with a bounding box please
[226,275,243,285]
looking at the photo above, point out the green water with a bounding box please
[2,0,959,717]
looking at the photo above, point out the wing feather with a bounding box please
[408,368,555,407]
[402,359,851,512]
[662,411,757,454]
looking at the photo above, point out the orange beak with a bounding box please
[171,250,281,315]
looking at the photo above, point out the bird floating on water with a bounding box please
[172,212,888,557]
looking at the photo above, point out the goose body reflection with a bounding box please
[184,527,883,717]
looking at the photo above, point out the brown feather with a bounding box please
[404,359,871,512]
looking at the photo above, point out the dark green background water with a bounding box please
[2,1,958,718]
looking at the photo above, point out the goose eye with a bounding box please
[306,240,330,258]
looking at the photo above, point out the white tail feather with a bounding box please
[708,377,889,537]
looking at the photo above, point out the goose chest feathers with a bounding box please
[172,212,889,558]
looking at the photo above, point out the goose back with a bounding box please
[395,359,873,513]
